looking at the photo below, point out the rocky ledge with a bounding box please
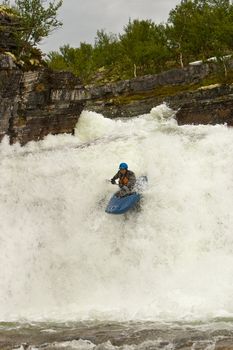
[173,84,233,126]
[0,53,233,145]
[0,57,86,144]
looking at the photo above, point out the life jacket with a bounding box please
[119,172,129,186]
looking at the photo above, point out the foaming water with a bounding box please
[1,104,233,322]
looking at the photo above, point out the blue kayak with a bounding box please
[105,176,148,215]
[105,192,141,214]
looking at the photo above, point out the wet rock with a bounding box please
[1,50,233,145]
[87,64,211,100]
[0,68,85,145]
[0,53,17,69]
[0,68,23,142]
[175,85,233,126]
[85,64,233,125]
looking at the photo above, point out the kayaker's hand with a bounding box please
[111,178,116,184]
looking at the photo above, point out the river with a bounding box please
[1,104,233,349]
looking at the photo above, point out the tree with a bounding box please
[47,1,233,81]
[120,19,170,77]
[167,0,199,67]
[15,0,63,52]
[167,0,233,67]
[48,43,94,80]
[93,29,121,68]
[66,42,94,79]
[46,49,67,71]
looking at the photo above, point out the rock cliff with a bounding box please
[0,8,18,51]
[0,56,86,144]
[1,8,233,144]
[0,9,85,144]
[0,52,233,144]
[174,84,233,126]
[84,62,233,125]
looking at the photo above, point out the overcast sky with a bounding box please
[40,0,181,53]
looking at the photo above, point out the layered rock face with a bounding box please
[0,59,86,144]
[85,63,214,118]
[174,85,233,126]
[85,63,233,126]
[0,66,23,142]
[10,70,86,144]
[1,8,233,145]
[1,57,233,145]
[1,13,233,145]
[0,10,86,144]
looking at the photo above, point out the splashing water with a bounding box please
[1,104,233,322]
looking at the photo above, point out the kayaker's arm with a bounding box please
[111,171,120,184]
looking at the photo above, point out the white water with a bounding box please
[1,104,233,322]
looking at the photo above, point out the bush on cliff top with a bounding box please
[0,0,63,68]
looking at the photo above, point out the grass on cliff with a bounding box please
[101,71,233,106]
[0,5,18,17]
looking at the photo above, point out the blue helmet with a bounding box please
[119,162,128,169]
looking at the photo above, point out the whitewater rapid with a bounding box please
[1,104,233,322]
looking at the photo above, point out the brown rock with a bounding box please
[10,70,85,145]
[1,43,233,145]
[175,86,233,126]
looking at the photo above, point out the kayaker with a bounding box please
[111,163,136,197]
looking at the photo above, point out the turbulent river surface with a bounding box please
[1,104,233,349]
